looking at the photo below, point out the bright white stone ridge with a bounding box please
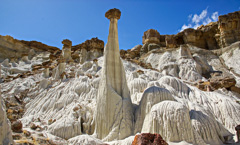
[134,86,176,134]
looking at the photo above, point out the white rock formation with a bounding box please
[106,135,135,145]
[43,67,49,78]
[48,114,82,139]
[53,61,66,79]
[93,8,134,141]
[2,59,10,67]
[189,103,233,144]
[68,135,104,145]
[79,48,87,64]
[177,45,203,82]
[0,65,14,145]
[21,55,31,64]
[144,45,213,82]
[220,42,240,85]
[141,101,197,144]
[39,79,51,89]
[158,76,240,134]
[134,86,176,134]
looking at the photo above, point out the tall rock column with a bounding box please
[94,8,133,141]
[61,39,72,62]
[0,65,14,145]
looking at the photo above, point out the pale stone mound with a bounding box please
[189,104,233,144]
[158,76,191,100]
[68,135,104,145]
[158,76,240,134]
[48,115,82,140]
[141,101,196,144]
[106,135,135,145]
[134,86,176,134]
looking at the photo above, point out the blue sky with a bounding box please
[1,0,239,50]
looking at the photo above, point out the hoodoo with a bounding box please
[93,8,134,141]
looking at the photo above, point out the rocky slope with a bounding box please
[0,10,240,145]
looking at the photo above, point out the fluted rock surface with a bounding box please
[141,101,196,144]
[134,86,176,134]
[189,104,233,144]
[0,65,14,145]
[94,8,134,141]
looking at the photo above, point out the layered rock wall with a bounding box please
[135,11,240,56]
[218,11,240,48]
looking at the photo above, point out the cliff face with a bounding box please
[120,10,240,63]
[218,11,240,48]
[141,10,240,51]
[0,35,60,62]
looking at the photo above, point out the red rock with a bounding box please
[132,133,168,145]
[11,120,23,133]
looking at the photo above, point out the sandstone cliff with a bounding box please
[120,10,240,60]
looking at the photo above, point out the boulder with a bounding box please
[11,120,23,133]
[30,122,38,130]
[132,133,168,145]
[142,29,161,44]
[210,76,236,89]
[142,101,196,143]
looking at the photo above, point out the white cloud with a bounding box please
[203,17,212,25]
[179,8,219,32]
[180,24,192,32]
[211,12,218,21]
[192,8,208,23]
[188,14,193,21]
[193,24,200,29]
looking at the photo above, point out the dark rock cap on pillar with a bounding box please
[105,8,121,20]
